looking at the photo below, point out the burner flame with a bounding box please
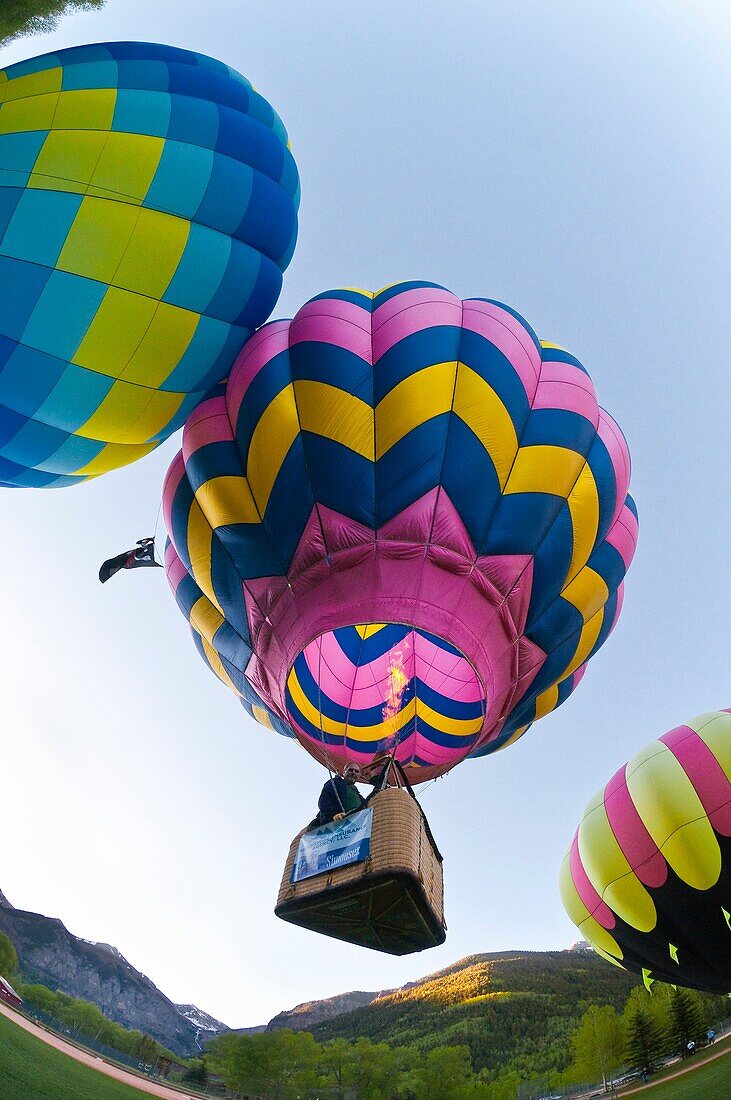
[382,644,410,727]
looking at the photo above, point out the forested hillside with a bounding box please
[208,966,728,1100]
[312,951,639,1077]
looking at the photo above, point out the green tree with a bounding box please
[208,1031,268,1093]
[0,932,18,977]
[623,984,673,1043]
[182,1058,208,1084]
[492,1070,521,1098]
[265,1029,319,1098]
[68,999,105,1036]
[0,1,105,45]
[134,1034,158,1063]
[15,982,59,1015]
[668,987,706,1056]
[348,1037,400,1100]
[320,1038,355,1098]
[209,1029,320,1098]
[406,1045,473,1100]
[566,1004,625,1091]
[624,1005,665,1075]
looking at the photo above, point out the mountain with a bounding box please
[268,990,382,1031]
[176,1003,230,1040]
[0,890,227,1056]
[279,950,640,1078]
[0,884,641,1078]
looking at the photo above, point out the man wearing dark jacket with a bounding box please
[315,762,367,825]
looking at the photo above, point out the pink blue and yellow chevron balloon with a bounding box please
[163,281,638,781]
[560,710,731,995]
[0,42,299,487]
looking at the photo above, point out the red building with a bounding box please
[0,974,22,1009]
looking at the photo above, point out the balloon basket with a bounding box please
[275,787,446,955]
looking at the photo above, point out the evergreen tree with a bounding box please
[624,1005,665,1074]
[668,988,706,1056]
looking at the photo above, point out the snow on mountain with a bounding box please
[176,1004,229,1035]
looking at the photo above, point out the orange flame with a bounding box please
[382,645,410,726]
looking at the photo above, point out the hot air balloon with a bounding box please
[0,42,299,487]
[163,281,637,951]
[560,710,731,994]
[164,281,637,778]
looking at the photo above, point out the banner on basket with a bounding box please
[291,808,373,882]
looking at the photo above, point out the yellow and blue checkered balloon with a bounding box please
[0,42,300,487]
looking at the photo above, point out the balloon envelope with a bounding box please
[560,710,731,994]
[164,282,637,781]
[0,42,299,487]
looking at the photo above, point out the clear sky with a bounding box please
[1,0,729,1027]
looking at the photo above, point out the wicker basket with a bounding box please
[275,787,446,955]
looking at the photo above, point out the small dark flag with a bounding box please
[99,538,161,584]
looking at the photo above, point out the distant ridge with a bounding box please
[268,990,382,1032]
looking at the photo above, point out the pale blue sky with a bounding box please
[1,1,729,1026]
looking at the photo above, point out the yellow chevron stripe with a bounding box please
[577,791,657,932]
[294,379,374,459]
[496,724,530,751]
[560,605,604,680]
[251,704,275,730]
[558,853,624,959]
[415,697,484,739]
[533,683,560,721]
[565,463,599,584]
[626,741,721,890]
[287,667,417,741]
[562,566,609,624]
[247,385,300,512]
[505,445,585,497]
[195,475,260,527]
[201,635,238,694]
[246,380,374,514]
[453,363,518,488]
[189,595,225,648]
[187,499,223,616]
[287,666,479,743]
[376,362,456,459]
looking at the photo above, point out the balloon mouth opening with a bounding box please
[284,622,488,771]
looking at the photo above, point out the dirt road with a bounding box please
[0,1000,203,1099]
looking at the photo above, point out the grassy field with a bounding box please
[0,1010,153,1100]
[625,1048,731,1099]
